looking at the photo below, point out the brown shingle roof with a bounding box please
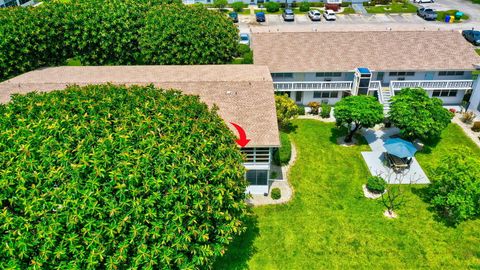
[0,65,279,147]
[252,31,480,72]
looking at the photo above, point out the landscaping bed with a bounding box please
[435,10,469,23]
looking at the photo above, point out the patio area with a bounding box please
[361,127,430,184]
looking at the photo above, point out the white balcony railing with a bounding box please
[390,80,474,91]
[368,81,381,91]
[273,81,352,92]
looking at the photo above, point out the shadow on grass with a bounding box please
[418,136,442,155]
[212,213,260,270]
[410,185,459,228]
[329,127,368,146]
[280,122,298,134]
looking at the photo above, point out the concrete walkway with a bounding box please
[361,127,430,184]
[246,141,296,206]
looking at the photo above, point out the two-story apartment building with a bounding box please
[252,31,480,111]
[0,65,280,195]
[0,0,35,8]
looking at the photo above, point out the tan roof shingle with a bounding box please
[252,31,480,72]
[0,65,279,147]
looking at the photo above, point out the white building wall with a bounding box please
[373,71,473,85]
[300,91,344,105]
[468,78,480,115]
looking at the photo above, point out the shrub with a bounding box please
[472,121,480,132]
[449,108,457,114]
[341,2,350,7]
[242,51,253,64]
[310,2,325,7]
[320,103,332,118]
[139,4,239,65]
[461,111,476,124]
[428,148,480,224]
[367,176,387,193]
[389,88,453,141]
[231,1,244,12]
[270,171,278,179]
[238,44,251,55]
[273,132,292,166]
[271,188,282,200]
[299,1,311,12]
[297,105,306,115]
[275,94,299,129]
[213,0,228,9]
[265,1,280,12]
[0,84,248,268]
[308,101,321,115]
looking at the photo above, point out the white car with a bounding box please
[239,33,250,46]
[308,10,321,21]
[413,0,434,3]
[323,10,336,21]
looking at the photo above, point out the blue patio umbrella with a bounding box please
[383,138,417,158]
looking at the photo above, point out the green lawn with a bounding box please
[214,120,480,269]
[366,2,417,13]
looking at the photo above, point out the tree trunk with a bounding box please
[345,123,361,143]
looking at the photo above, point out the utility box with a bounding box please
[455,11,463,20]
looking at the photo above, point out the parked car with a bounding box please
[256,12,266,22]
[462,30,480,46]
[417,7,437,20]
[323,9,336,21]
[282,9,295,21]
[239,33,250,46]
[308,10,321,21]
[228,12,238,23]
[413,0,434,3]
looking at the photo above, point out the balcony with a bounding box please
[390,80,474,91]
[273,81,353,91]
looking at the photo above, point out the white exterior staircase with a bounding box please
[378,87,394,112]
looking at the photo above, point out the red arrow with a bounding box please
[230,122,251,147]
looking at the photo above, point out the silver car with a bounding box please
[282,9,295,21]
[308,10,321,21]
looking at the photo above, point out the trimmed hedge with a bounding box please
[0,84,248,268]
[273,132,292,166]
[271,188,282,200]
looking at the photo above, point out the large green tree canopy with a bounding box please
[0,85,248,269]
[389,88,453,141]
[428,148,480,224]
[139,4,238,65]
[334,95,384,142]
[0,0,238,81]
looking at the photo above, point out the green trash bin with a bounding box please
[455,11,463,20]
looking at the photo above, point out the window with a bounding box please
[432,90,458,97]
[439,71,464,76]
[316,72,341,77]
[389,71,415,76]
[313,91,339,98]
[272,73,293,79]
[246,170,268,186]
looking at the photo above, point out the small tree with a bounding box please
[231,1,244,12]
[264,1,280,12]
[214,0,228,9]
[378,169,420,218]
[299,1,310,12]
[428,148,480,224]
[334,95,384,142]
[389,88,453,141]
[275,94,299,130]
